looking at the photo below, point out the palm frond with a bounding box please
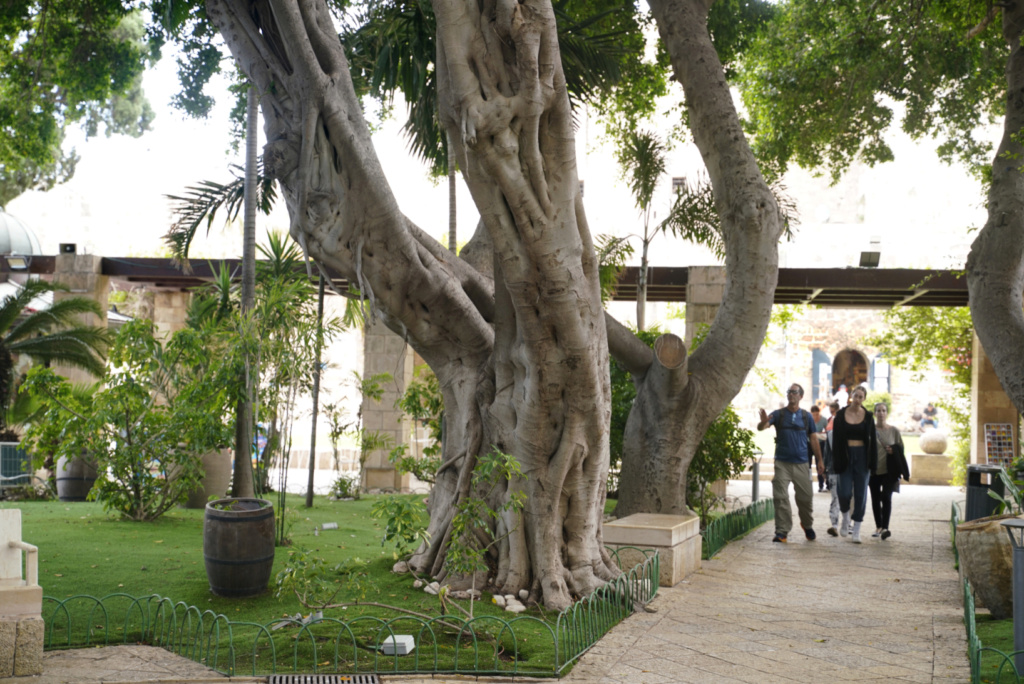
[659,174,724,259]
[164,163,277,270]
[0,280,69,338]
[554,2,628,109]
[341,283,367,330]
[10,328,109,377]
[256,230,312,288]
[622,130,667,211]
[596,234,635,303]
[5,296,105,345]
[187,261,239,330]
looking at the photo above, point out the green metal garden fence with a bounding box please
[953,498,1024,683]
[41,546,658,678]
[702,497,774,560]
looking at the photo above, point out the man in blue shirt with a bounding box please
[758,384,825,543]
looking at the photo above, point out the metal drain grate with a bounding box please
[268,676,380,684]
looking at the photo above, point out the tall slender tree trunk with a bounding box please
[232,83,258,499]
[637,240,649,331]
[304,276,325,508]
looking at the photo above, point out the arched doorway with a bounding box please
[832,349,869,394]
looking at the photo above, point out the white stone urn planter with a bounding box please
[183,448,233,509]
[956,512,1020,619]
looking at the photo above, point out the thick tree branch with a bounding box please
[967,2,1024,411]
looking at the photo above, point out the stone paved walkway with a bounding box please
[564,483,970,683]
[2,484,970,684]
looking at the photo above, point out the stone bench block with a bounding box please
[0,585,42,619]
[0,616,43,677]
[604,513,701,587]
[910,453,953,485]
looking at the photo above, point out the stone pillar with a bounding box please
[361,319,413,491]
[686,266,728,499]
[52,254,108,386]
[151,291,191,339]
[971,333,1020,465]
[684,266,726,346]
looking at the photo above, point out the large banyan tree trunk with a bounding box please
[206,0,780,608]
[967,4,1024,412]
[207,0,616,609]
[614,0,783,517]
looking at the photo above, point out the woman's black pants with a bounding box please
[869,473,895,531]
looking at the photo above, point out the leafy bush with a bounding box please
[329,474,360,500]
[686,405,758,527]
[275,547,370,610]
[391,364,443,484]
[370,495,430,560]
[864,390,892,413]
[21,320,234,521]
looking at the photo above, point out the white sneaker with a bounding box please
[852,521,862,543]
[840,512,851,537]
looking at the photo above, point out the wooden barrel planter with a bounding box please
[183,449,232,509]
[56,454,98,502]
[203,498,275,597]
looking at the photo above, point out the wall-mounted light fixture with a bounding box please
[4,254,31,270]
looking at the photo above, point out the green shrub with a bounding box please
[864,390,892,413]
[21,320,233,521]
[329,474,360,500]
[370,495,429,560]
[686,405,757,527]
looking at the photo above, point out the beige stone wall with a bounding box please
[361,319,413,491]
[684,266,726,346]
[151,291,191,339]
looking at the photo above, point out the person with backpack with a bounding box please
[758,383,824,543]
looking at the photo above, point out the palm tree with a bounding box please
[0,279,108,436]
[620,130,666,332]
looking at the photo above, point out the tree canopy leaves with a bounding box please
[0,1,155,202]
[738,0,1006,182]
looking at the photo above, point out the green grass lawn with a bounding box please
[7,493,411,617]
[976,615,1024,683]
[3,493,649,677]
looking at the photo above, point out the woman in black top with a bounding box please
[830,386,878,543]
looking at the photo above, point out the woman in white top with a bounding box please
[870,402,904,541]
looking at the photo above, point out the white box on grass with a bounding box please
[380,634,416,655]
